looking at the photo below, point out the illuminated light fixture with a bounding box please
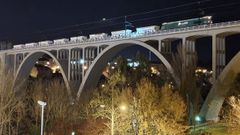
[83,66,88,70]
[195,115,202,122]
[133,62,139,67]
[100,104,105,108]
[119,104,127,111]
[202,69,207,73]
[46,61,50,65]
[80,59,84,64]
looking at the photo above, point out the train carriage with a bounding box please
[161,16,212,30]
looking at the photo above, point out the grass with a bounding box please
[190,122,240,135]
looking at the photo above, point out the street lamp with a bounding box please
[106,103,128,135]
[119,104,127,111]
[38,100,47,135]
[195,115,202,123]
[193,115,202,134]
[119,103,138,135]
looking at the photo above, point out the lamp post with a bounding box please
[193,115,202,134]
[120,102,138,135]
[107,102,127,135]
[38,100,47,135]
[132,97,138,135]
[111,89,114,135]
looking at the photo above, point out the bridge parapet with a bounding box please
[0,20,239,52]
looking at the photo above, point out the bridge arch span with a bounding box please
[77,40,179,100]
[216,31,240,37]
[14,50,71,98]
[200,51,240,121]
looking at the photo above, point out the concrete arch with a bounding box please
[98,44,109,53]
[14,50,72,98]
[99,44,109,47]
[216,31,240,37]
[99,44,109,49]
[140,38,159,42]
[162,37,182,42]
[200,51,240,121]
[186,35,211,40]
[76,39,179,100]
[144,40,159,50]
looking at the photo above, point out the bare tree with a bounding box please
[171,45,201,124]
[26,80,71,134]
[87,73,188,134]
[0,62,25,135]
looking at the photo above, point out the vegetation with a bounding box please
[0,63,25,135]
[88,72,188,135]
[1,46,236,135]
[171,45,202,125]
[106,51,172,88]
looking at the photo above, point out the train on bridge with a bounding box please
[11,16,212,50]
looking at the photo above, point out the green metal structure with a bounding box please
[161,16,212,30]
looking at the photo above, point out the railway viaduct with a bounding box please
[0,20,240,121]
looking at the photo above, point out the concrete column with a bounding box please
[89,48,92,65]
[56,50,59,59]
[185,39,196,66]
[161,40,171,54]
[0,53,5,67]
[77,49,81,80]
[158,39,162,52]
[82,48,85,79]
[88,48,91,67]
[72,50,75,80]
[13,54,16,76]
[68,49,71,81]
[85,48,88,69]
[15,54,23,74]
[92,48,95,59]
[212,35,226,80]
[91,48,95,65]
[59,50,62,59]
[182,37,186,62]
[212,35,217,81]
[97,46,100,55]
[217,37,226,77]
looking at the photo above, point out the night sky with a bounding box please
[0,0,240,43]
[0,0,240,67]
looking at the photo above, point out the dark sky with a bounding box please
[0,0,240,43]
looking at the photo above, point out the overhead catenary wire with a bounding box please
[130,0,240,24]
[5,0,214,36]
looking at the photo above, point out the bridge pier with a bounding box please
[212,35,226,81]
[57,49,69,80]
[185,38,196,66]
[160,40,172,54]
[68,48,84,92]
[159,39,173,62]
